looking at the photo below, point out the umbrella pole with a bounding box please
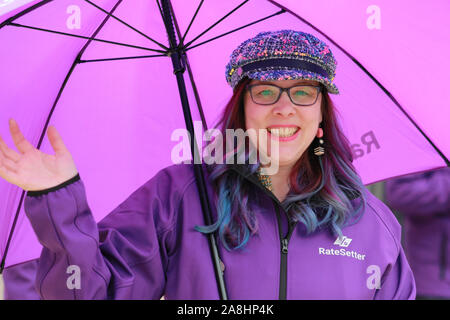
[0,273,4,300]
[160,0,228,300]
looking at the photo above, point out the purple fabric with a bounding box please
[385,167,450,298]
[1,0,448,282]
[4,164,415,299]
[3,259,40,300]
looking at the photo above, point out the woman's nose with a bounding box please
[273,91,296,116]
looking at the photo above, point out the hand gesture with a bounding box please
[0,119,78,192]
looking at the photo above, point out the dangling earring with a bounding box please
[257,167,273,192]
[314,126,325,156]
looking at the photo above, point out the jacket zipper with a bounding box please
[275,205,298,300]
[229,166,299,300]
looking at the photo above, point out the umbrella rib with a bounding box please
[7,22,167,54]
[179,0,204,48]
[183,0,250,49]
[79,54,167,63]
[0,0,56,276]
[185,9,286,52]
[0,0,53,29]
[156,0,165,29]
[0,194,26,274]
[349,61,450,166]
[83,0,169,51]
[267,0,450,167]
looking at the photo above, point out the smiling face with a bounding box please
[244,79,323,171]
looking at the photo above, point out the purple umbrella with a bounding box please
[0,0,449,298]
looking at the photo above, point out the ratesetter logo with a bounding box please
[318,236,366,261]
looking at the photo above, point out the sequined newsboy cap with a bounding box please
[225,30,339,94]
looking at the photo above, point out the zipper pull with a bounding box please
[281,238,289,254]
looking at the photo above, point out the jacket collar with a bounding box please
[228,164,284,207]
[226,163,361,202]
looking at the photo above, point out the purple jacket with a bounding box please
[385,167,450,298]
[4,164,415,299]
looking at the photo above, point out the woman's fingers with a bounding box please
[47,125,69,156]
[8,119,35,154]
[0,148,19,185]
[0,135,20,162]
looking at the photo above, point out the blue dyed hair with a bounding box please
[195,77,367,251]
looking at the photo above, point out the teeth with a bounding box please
[268,127,299,137]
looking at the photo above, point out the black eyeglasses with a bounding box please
[246,83,323,106]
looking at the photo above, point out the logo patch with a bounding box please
[334,236,352,247]
[318,235,365,261]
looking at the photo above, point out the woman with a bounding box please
[0,30,415,299]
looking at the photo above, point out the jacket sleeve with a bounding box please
[374,247,416,300]
[384,167,450,217]
[23,170,179,300]
[3,259,40,300]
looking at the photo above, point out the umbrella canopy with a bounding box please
[1,0,449,275]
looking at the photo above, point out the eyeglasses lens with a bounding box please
[250,85,318,106]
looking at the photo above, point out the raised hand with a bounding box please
[0,119,78,192]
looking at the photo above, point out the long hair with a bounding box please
[195,77,367,251]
